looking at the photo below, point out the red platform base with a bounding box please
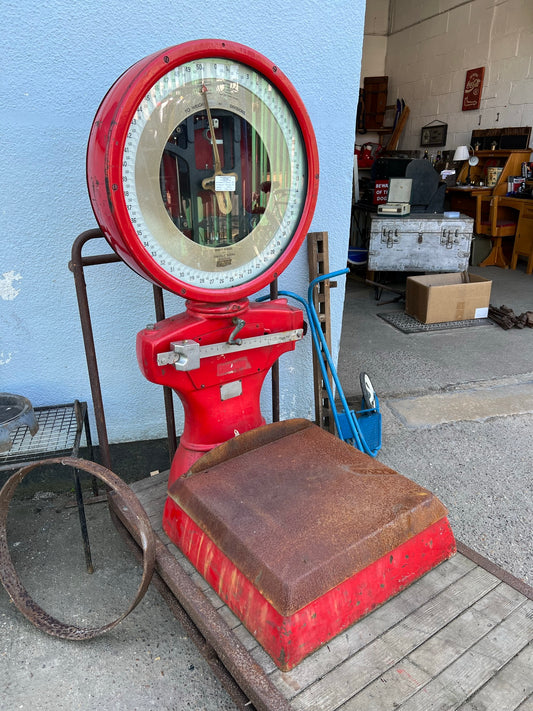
[163,420,456,671]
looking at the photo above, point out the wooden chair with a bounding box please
[510,204,533,274]
[475,194,518,268]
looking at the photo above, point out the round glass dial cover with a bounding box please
[87,40,319,302]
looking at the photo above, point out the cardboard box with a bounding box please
[405,273,492,324]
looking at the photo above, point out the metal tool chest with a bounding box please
[367,213,474,272]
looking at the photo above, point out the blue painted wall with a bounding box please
[0,0,364,443]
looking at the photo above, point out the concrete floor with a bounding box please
[338,263,533,587]
[1,262,532,710]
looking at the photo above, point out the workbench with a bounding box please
[109,472,533,711]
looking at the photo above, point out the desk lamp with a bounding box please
[454,145,479,184]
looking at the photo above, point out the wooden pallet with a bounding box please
[109,473,533,711]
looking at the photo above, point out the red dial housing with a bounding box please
[87,39,319,302]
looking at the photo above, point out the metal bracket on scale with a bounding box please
[157,329,304,371]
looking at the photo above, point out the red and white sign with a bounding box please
[462,67,485,111]
[373,180,389,204]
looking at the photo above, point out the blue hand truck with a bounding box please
[259,268,381,457]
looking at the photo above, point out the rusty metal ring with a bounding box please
[0,457,156,639]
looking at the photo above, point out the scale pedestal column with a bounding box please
[136,296,304,487]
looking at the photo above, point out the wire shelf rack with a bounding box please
[0,401,95,572]
[0,402,89,470]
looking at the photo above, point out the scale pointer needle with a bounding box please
[201,84,237,215]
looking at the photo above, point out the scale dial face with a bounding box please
[87,40,319,302]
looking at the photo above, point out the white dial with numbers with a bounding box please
[87,40,319,302]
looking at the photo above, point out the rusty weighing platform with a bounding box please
[109,470,533,711]
[163,419,456,672]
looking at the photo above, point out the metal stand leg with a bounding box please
[72,469,94,574]
[82,407,99,498]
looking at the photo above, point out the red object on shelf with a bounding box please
[355,142,383,169]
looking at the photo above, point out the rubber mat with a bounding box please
[378,311,494,334]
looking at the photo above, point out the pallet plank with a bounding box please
[128,471,167,493]
[289,567,499,710]
[408,582,527,677]
[395,600,533,711]
[251,642,280,675]
[233,621,265,652]
[516,694,533,710]
[458,642,533,711]
[340,658,432,711]
[139,496,166,522]
[340,583,526,710]
[270,555,475,699]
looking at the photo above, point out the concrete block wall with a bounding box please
[385,0,533,152]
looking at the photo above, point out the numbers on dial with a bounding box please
[121,56,308,291]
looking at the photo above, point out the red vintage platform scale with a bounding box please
[87,39,456,671]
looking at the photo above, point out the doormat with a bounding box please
[378,311,495,334]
